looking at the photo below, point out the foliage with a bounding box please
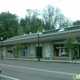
[0,7,73,39]
[20,18,26,33]
[73,20,80,25]
[64,34,76,60]
[21,9,44,34]
[42,5,55,30]
[17,26,24,35]
[42,5,72,30]
[0,11,19,40]
[14,41,22,57]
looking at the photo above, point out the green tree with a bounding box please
[25,9,32,29]
[73,20,80,26]
[14,41,22,58]
[20,18,26,33]
[64,34,76,62]
[0,11,19,40]
[25,9,43,33]
[17,26,24,35]
[30,13,43,32]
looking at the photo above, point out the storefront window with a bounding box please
[20,45,28,57]
[54,44,68,57]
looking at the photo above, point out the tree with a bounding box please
[0,11,19,40]
[64,34,76,62]
[25,9,43,33]
[20,18,26,33]
[42,5,55,30]
[30,10,43,32]
[61,18,73,28]
[25,9,32,29]
[73,20,80,26]
[17,26,24,35]
[14,41,22,58]
[42,6,73,30]
[54,11,73,28]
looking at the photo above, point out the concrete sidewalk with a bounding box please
[3,58,80,63]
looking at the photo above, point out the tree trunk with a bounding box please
[69,52,72,62]
[69,49,72,63]
[69,49,73,63]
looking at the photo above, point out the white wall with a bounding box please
[3,47,6,57]
[29,44,35,57]
[0,47,6,58]
[43,42,54,59]
[44,43,50,57]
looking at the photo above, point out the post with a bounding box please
[13,46,15,58]
[1,37,3,59]
[38,33,40,61]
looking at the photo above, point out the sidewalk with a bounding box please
[3,58,80,63]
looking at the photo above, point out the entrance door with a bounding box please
[36,47,42,58]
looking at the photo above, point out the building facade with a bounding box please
[0,25,80,60]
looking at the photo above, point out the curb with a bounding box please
[2,58,80,64]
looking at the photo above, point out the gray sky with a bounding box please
[0,0,80,21]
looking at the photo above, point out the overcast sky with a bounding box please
[0,0,80,21]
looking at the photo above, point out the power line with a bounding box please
[48,0,60,6]
[40,0,61,10]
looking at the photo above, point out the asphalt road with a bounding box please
[0,60,80,80]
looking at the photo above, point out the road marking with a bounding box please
[5,61,16,63]
[0,74,20,80]
[70,67,80,69]
[0,64,74,76]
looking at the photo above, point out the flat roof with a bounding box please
[4,25,80,42]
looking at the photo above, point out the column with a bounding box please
[44,43,50,59]
[3,47,6,58]
[34,44,36,59]
[29,44,35,58]
[77,45,79,58]
[42,43,45,59]
[50,42,53,60]
[28,45,30,59]
[53,43,54,57]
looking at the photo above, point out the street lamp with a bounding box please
[37,31,42,61]
[13,46,15,58]
[1,37,3,59]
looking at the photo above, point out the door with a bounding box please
[36,47,42,58]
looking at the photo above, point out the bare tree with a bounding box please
[54,8,73,28]
[42,6,73,30]
[42,5,55,30]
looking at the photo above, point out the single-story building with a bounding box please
[0,25,80,60]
